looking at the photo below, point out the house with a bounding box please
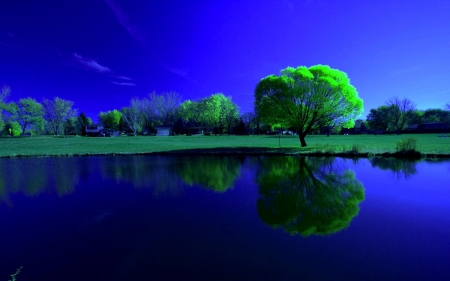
[155,126,171,136]
[416,122,450,133]
[85,124,104,136]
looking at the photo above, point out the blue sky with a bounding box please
[1,0,449,120]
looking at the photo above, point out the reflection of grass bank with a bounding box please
[0,134,449,159]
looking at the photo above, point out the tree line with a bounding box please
[0,85,247,136]
[2,63,449,147]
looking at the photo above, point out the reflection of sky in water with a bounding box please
[0,156,449,280]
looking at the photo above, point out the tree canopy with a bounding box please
[7,98,44,134]
[255,65,363,147]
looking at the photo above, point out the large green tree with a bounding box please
[256,156,365,237]
[255,65,363,147]
[7,98,44,134]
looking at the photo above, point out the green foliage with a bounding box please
[255,65,363,147]
[0,113,4,133]
[3,121,21,136]
[396,138,418,152]
[76,112,92,135]
[366,105,391,131]
[7,98,44,134]
[98,109,122,131]
[422,108,450,123]
[256,156,365,236]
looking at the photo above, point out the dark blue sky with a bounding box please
[1,0,449,120]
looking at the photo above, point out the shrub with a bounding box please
[344,144,362,154]
[396,138,417,152]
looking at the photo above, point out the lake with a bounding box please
[1,155,449,280]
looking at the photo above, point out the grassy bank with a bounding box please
[0,134,449,158]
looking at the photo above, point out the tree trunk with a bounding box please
[299,134,307,147]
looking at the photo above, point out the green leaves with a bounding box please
[255,65,363,146]
[98,109,123,131]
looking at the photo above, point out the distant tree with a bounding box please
[7,98,44,134]
[76,112,92,136]
[220,95,240,134]
[121,98,143,136]
[152,91,182,126]
[255,65,363,147]
[445,103,450,123]
[366,106,391,131]
[0,85,12,133]
[179,100,202,127]
[353,119,365,134]
[408,109,424,125]
[42,97,77,135]
[64,117,78,135]
[422,108,450,123]
[241,112,257,134]
[98,109,122,131]
[386,96,416,133]
[233,117,247,135]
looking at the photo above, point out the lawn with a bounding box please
[1,134,449,158]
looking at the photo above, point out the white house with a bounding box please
[155,126,171,136]
[85,124,104,136]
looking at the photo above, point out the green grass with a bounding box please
[0,134,449,158]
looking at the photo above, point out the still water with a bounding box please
[1,155,449,280]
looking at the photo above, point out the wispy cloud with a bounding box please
[115,75,133,81]
[103,1,197,84]
[161,63,196,83]
[103,0,145,45]
[391,66,422,75]
[73,53,112,73]
[111,81,136,86]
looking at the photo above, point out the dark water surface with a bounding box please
[1,155,449,280]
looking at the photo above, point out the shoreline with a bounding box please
[1,147,449,159]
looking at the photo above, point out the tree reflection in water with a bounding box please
[174,156,243,193]
[0,158,80,206]
[256,156,365,237]
[369,157,418,179]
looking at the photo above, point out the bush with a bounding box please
[344,144,362,154]
[396,138,417,152]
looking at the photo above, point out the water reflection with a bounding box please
[0,158,80,206]
[256,157,365,237]
[99,156,185,197]
[174,156,244,192]
[369,157,419,179]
